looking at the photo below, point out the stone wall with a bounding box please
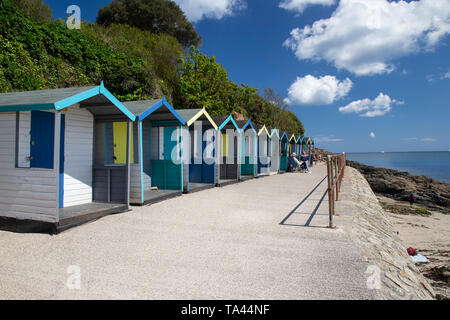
[338,167,435,300]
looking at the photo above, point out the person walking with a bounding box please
[409,192,416,207]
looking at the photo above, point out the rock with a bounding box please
[347,160,450,209]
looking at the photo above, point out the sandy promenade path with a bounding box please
[0,166,376,299]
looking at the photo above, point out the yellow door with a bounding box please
[113,122,134,164]
[222,133,228,157]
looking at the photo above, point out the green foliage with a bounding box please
[12,0,52,22]
[177,47,305,135]
[97,0,201,48]
[0,0,305,135]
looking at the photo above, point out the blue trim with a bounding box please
[56,87,101,110]
[0,103,55,112]
[139,121,144,204]
[280,131,288,141]
[59,114,65,208]
[137,98,186,125]
[99,87,136,121]
[180,125,184,192]
[187,128,190,193]
[240,120,257,134]
[218,114,240,131]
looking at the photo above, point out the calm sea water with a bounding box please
[346,151,450,184]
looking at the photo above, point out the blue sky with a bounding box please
[45,0,450,153]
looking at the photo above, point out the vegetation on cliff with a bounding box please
[0,0,305,135]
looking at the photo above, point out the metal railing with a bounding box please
[326,153,346,228]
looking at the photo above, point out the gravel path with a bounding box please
[0,165,376,299]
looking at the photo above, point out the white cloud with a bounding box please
[174,0,246,22]
[316,136,344,142]
[406,137,418,141]
[370,132,376,139]
[420,138,437,142]
[339,93,402,117]
[283,0,450,75]
[279,0,336,14]
[284,75,353,105]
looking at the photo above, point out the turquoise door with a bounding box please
[164,126,177,160]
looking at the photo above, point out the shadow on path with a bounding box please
[279,175,328,228]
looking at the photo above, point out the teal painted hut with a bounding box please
[122,98,186,205]
[236,119,257,180]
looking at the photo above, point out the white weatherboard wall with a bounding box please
[0,112,58,223]
[63,105,94,208]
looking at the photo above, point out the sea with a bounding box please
[346,151,450,184]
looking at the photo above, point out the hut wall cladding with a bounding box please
[0,112,58,222]
[129,122,142,203]
[182,127,189,191]
[141,121,152,192]
[63,105,94,208]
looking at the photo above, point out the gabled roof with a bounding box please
[280,131,288,141]
[296,136,303,144]
[256,124,270,137]
[213,114,240,132]
[175,108,217,129]
[124,97,185,124]
[0,82,136,121]
[289,134,297,142]
[270,128,280,139]
[237,119,257,134]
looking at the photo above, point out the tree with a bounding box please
[176,46,235,115]
[12,0,52,22]
[97,0,201,48]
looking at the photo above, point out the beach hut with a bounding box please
[0,83,136,231]
[122,98,186,205]
[279,131,289,171]
[295,136,303,158]
[236,119,257,180]
[212,115,241,187]
[269,128,280,174]
[288,134,297,156]
[176,108,218,193]
[255,124,271,176]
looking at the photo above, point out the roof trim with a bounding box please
[289,134,297,142]
[137,97,185,124]
[280,131,288,141]
[240,119,257,134]
[186,108,218,130]
[0,82,136,121]
[218,114,240,131]
[258,125,270,137]
[270,128,280,139]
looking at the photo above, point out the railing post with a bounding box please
[327,155,334,228]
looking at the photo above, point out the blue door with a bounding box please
[30,111,55,169]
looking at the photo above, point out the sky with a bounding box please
[45,0,450,153]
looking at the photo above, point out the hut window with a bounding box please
[16,111,31,168]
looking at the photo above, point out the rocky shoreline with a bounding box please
[346,160,450,212]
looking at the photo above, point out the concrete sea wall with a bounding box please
[338,167,435,300]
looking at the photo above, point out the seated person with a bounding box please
[300,152,310,172]
[288,153,302,171]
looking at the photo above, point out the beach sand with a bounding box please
[378,195,450,300]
